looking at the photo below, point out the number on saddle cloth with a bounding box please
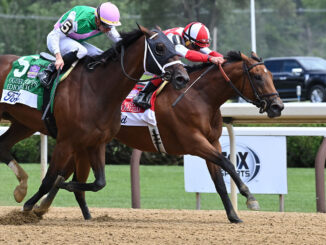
[1,55,51,110]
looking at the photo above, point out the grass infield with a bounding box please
[0,164,324,213]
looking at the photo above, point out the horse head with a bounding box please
[138,25,190,90]
[224,51,284,118]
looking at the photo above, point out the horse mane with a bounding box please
[84,29,143,68]
[186,50,243,73]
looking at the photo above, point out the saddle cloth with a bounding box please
[121,83,158,126]
[1,54,54,110]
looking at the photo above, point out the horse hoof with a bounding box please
[84,214,92,220]
[22,204,33,212]
[228,211,243,223]
[33,205,48,217]
[229,218,243,223]
[247,200,260,211]
[14,184,27,203]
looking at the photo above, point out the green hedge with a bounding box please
[287,136,323,167]
[9,133,324,167]
[11,136,182,166]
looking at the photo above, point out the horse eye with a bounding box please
[155,44,165,56]
[254,75,262,81]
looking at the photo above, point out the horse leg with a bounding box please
[72,152,92,220]
[59,144,106,192]
[205,140,242,223]
[206,160,242,223]
[23,141,73,211]
[33,152,92,220]
[0,120,34,202]
[194,137,259,211]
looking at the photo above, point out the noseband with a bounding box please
[219,61,279,113]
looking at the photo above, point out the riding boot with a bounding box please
[133,82,158,109]
[61,51,78,73]
[38,63,56,89]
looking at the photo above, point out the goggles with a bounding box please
[101,21,114,29]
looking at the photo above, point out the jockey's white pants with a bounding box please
[47,32,103,59]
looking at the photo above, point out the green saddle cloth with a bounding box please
[1,54,57,111]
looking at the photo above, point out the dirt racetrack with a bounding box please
[0,206,325,244]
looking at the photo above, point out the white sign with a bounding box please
[184,136,287,194]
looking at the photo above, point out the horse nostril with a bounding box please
[176,75,186,83]
[271,103,284,112]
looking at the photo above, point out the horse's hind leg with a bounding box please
[59,144,106,192]
[0,120,35,202]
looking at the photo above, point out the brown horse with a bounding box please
[0,25,189,210]
[115,51,284,223]
[37,51,283,223]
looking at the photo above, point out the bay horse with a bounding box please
[0,25,189,209]
[36,51,284,223]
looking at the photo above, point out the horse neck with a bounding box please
[195,62,244,110]
[86,37,145,109]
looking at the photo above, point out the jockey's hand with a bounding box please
[55,53,64,70]
[209,56,225,65]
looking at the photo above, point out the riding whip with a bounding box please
[172,65,215,107]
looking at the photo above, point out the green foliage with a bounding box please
[10,132,321,167]
[287,136,323,167]
[105,139,182,165]
[11,135,56,163]
[4,0,326,58]
[11,136,40,163]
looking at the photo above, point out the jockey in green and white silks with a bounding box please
[39,2,122,87]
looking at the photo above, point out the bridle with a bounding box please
[172,59,279,111]
[87,31,181,83]
[120,32,182,82]
[218,61,279,113]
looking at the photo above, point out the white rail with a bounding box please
[220,102,326,212]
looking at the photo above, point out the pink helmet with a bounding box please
[183,22,211,48]
[95,2,121,27]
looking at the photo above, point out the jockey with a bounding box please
[133,22,225,109]
[38,2,122,88]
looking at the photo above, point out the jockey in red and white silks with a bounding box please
[163,22,224,65]
[133,22,225,109]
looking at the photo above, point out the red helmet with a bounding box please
[183,22,211,48]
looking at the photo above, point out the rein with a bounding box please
[218,61,279,113]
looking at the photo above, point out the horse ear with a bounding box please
[137,23,151,38]
[251,51,258,59]
[251,51,262,61]
[155,25,162,31]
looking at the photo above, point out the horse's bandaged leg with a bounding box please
[8,160,28,203]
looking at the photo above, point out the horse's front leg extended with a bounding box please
[206,161,242,223]
[194,138,259,211]
[213,153,260,211]
[72,151,92,220]
[23,141,73,211]
[59,144,106,192]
